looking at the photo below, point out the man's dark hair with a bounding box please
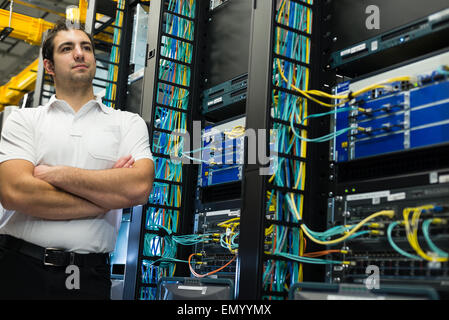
[42,20,96,64]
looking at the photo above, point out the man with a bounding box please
[0,20,154,299]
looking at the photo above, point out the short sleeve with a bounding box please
[119,112,153,162]
[0,109,36,165]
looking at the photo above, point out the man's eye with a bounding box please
[84,46,92,51]
[62,47,71,52]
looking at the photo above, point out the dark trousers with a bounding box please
[0,244,111,300]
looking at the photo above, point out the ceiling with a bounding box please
[0,0,78,87]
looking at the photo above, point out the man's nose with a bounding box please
[73,45,84,60]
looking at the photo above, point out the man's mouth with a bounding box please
[73,65,88,69]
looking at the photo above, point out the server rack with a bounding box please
[133,0,449,300]
[133,0,334,300]
[238,0,333,300]
[134,0,207,300]
[321,0,449,299]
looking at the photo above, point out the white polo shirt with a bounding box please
[0,95,153,253]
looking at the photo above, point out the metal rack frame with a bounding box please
[237,0,333,300]
[132,0,334,300]
[134,0,207,299]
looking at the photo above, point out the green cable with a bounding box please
[273,252,348,265]
[387,222,422,260]
[422,219,448,258]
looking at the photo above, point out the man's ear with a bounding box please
[43,59,55,76]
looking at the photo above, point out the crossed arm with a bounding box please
[0,155,154,220]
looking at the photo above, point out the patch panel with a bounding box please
[327,183,449,297]
[193,208,240,233]
[198,117,245,188]
[202,73,248,102]
[330,7,449,76]
[198,117,277,189]
[289,281,439,300]
[203,88,247,113]
[192,208,240,280]
[334,63,449,162]
[191,254,237,279]
[201,74,248,120]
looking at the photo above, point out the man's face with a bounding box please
[44,29,96,86]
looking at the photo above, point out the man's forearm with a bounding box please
[4,175,109,220]
[36,160,153,210]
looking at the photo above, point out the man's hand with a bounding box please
[30,154,152,210]
[33,164,60,182]
[113,155,135,169]
[0,159,109,220]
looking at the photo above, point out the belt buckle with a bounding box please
[43,247,67,266]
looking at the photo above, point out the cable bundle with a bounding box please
[104,0,125,108]
[263,0,313,298]
[140,0,196,300]
[266,1,412,299]
[387,206,448,262]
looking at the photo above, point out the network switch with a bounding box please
[333,51,449,162]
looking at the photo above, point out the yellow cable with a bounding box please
[291,196,395,245]
[276,0,310,283]
[352,76,411,97]
[276,59,348,108]
[403,206,448,262]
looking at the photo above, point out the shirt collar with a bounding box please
[47,94,113,114]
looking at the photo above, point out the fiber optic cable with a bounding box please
[104,0,124,108]
[188,253,236,278]
[422,219,448,258]
[387,221,422,260]
[143,0,196,298]
[403,207,449,262]
[263,0,314,294]
[289,194,395,245]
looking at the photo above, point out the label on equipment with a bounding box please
[207,96,223,106]
[429,8,449,21]
[350,43,366,54]
[340,43,366,57]
[346,191,390,201]
[205,209,240,217]
[388,192,406,201]
[336,81,350,94]
[439,174,449,184]
[340,48,351,57]
[430,172,438,184]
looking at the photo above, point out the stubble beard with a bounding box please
[53,71,95,92]
[69,67,96,86]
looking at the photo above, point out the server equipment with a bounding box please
[328,0,449,76]
[123,0,449,301]
[333,51,449,162]
[157,277,234,300]
[198,117,246,189]
[320,49,449,299]
[289,282,439,300]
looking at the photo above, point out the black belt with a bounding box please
[0,235,110,267]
